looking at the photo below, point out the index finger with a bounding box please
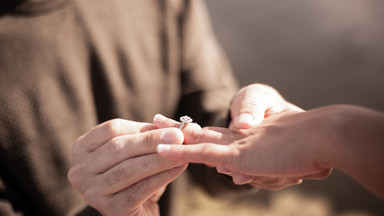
[76,119,156,153]
[153,114,236,145]
[157,143,236,167]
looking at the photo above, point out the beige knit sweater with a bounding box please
[0,0,255,215]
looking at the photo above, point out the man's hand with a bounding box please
[67,119,187,216]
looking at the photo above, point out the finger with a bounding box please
[297,168,332,180]
[157,143,236,167]
[233,112,264,130]
[153,114,233,145]
[153,113,202,131]
[270,102,304,114]
[232,174,254,185]
[216,165,233,175]
[75,119,156,153]
[248,177,303,191]
[184,127,235,145]
[153,114,180,128]
[231,85,269,129]
[94,153,185,196]
[105,164,188,214]
[84,128,184,174]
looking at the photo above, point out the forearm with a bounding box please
[317,105,384,199]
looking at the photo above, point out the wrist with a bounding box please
[312,105,384,172]
[306,105,351,170]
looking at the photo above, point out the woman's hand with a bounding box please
[155,112,332,190]
[230,83,303,129]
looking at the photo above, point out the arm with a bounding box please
[318,105,384,200]
[157,105,384,200]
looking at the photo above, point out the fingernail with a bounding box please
[161,129,182,143]
[253,114,264,125]
[157,144,171,153]
[154,114,167,123]
[236,113,254,128]
[233,174,254,185]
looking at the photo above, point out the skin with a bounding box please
[155,84,329,190]
[229,83,303,129]
[67,119,187,216]
[157,104,384,200]
[67,83,305,215]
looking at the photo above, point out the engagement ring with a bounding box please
[179,115,193,130]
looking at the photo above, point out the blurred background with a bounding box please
[186,0,384,215]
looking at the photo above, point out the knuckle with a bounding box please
[104,118,125,137]
[67,167,77,186]
[139,123,156,133]
[187,128,206,143]
[72,137,85,156]
[197,144,219,164]
[107,137,126,155]
[184,122,201,132]
[123,188,140,209]
[239,99,262,113]
[105,164,130,187]
[142,155,159,170]
[141,132,155,149]
[67,165,82,188]
[225,146,240,167]
[67,163,92,194]
[139,180,153,196]
[200,145,212,159]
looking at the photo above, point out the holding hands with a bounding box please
[156,83,331,190]
[156,83,384,199]
[67,83,309,216]
[68,83,384,216]
[156,110,332,190]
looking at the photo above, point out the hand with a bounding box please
[68,119,188,216]
[230,83,303,129]
[228,83,307,187]
[155,113,332,191]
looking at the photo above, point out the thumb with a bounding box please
[233,110,265,129]
[231,96,267,129]
[231,84,276,129]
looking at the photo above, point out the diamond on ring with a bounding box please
[179,115,193,130]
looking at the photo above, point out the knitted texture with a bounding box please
[0,0,240,215]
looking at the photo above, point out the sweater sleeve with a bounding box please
[177,0,238,127]
[0,174,24,215]
[177,0,254,197]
